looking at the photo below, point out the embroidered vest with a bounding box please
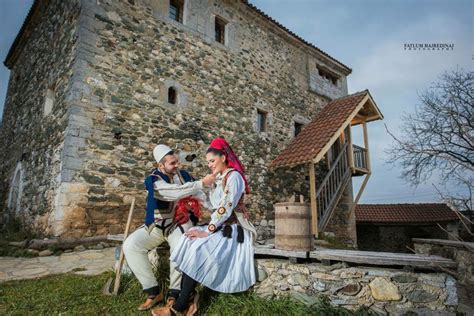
[222,169,248,224]
[144,169,194,226]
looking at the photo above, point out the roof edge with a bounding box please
[356,220,458,225]
[4,0,43,69]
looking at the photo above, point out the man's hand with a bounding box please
[184,229,209,240]
[202,174,216,187]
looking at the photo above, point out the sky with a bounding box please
[0,0,472,204]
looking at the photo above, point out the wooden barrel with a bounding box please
[274,202,312,251]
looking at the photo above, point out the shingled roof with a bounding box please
[270,90,382,169]
[355,203,459,224]
[5,0,351,74]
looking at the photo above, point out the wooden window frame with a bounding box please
[316,65,339,86]
[214,16,227,44]
[169,0,184,23]
[257,109,267,132]
[294,121,303,137]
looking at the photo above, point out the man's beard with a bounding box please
[164,168,178,175]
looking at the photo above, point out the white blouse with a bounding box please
[205,169,245,233]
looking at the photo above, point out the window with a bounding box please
[169,0,183,23]
[257,110,267,132]
[168,87,177,104]
[294,122,303,137]
[44,87,55,117]
[215,16,226,44]
[317,65,339,86]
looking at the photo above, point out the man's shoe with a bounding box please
[137,292,164,311]
[185,292,199,316]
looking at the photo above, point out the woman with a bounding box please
[152,138,257,316]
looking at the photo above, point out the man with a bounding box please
[123,144,215,311]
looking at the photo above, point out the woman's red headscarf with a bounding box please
[208,138,250,194]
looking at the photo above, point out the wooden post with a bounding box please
[347,126,355,172]
[351,120,371,213]
[362,120,371,171]
[309,162,318,237]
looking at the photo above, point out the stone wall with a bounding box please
[255,259,458,315]
[49,0,352,237]
[0,0,81,233]
[414,239,474,284]
[1,0,356,240]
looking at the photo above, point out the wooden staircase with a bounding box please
[316,141,352,232]
[270,90,384,239]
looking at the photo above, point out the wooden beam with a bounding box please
[325,154,331,169]
[362,120,371,171]
[347,126,355,172]
[352,121,371,215]
[353,173,370,206]
[254,245,308,259]
[309,162,318,237]
[309,248,457,268]
[412,238,474,249]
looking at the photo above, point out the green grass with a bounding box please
[0,272,143,315]
[0,272,376,315]
[0,246,374,315]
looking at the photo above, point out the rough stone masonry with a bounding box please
[0,0,354,240]
[255,259,458,315]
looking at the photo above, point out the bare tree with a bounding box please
[386,69,473,212]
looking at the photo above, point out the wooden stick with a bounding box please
[113,197,136,295]
[28,236,110,250]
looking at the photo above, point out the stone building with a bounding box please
[0,0,381,246]
[356,203,460,253]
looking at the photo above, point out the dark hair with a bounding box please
[159,150,175,164]
[206,147,224,156]
[206,147,228,164]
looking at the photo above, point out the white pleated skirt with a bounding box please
[170,224,256,293]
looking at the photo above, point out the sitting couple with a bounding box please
[123,138,257,315]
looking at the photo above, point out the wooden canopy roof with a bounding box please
[356,203,459,224]
[270,90,383,169]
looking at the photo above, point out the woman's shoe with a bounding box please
[166,297,176,307]
[151,306,184,316]
[137,292,164,311]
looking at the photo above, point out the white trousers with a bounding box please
[123,219,192,292]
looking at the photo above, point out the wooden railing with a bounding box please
[353,144,368,171]
[316,142,352,232]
